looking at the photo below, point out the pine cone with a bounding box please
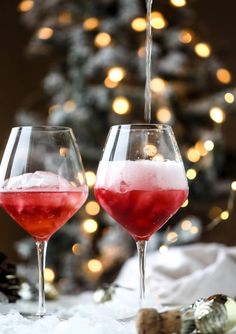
[0,252,20,303]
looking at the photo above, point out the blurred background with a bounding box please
[0,0,236,295]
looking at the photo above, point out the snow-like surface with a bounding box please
[96,160,188,191]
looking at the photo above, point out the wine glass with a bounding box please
[0,126,88,316]
[94,124,188,308]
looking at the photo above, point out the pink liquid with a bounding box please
[95,187,188,241]
[0,190,88,241]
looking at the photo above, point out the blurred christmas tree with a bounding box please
[16,0,236,292]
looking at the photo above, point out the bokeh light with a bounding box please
[209,106,225,124]
[94,32,111,48]
[194,43,211,58]
[112,96,131,114]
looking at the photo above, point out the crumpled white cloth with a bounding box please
[117,243,236,306]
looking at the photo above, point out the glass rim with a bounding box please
[12,125,72,132]
[109,123,172,131]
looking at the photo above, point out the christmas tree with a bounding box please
[16,0,236,292]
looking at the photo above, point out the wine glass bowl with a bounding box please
[0,126,88,316]
[94,124,188,306]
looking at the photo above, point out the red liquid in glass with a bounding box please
[95,187,188,241]
[0,190,87,241]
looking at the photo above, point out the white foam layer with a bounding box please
[96,160,188,191]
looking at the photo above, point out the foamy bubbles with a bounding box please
[96,160,188,191]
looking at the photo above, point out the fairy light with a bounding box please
[186,168,197,180]
[18,0,34,12]
[131,18,146,32]
[143,144,158,157]
[156,107,172,123]
[104,77,119,89]
[220,210,229,220]
[85,201,100,216]
[190,226,199,234]
[181,199,189,207]
[170,0,187,7]
[179,30,193,44]
[72,243,81,255]
[107,67,126,82]
[194,43,211,58]
[159,245,169,254]
[150,77,167,94]
[94,32,112,48]
[209,106,225,124]
[85,171,96,187]
[216,68,232,84]
[150,12,167,30]
[83,17,100,30]
[45,268,55,283]
[166,231,178,243]
[181,219,192,231]
[152,153,164,161]
[137,46,146,58]
[112,96,131,114]
[58,11,73,25]
[59,147,69,157]
[87,259,103,273]
[204,140,214,152]
[82,219,98,233]
[224,92,235,104]
[64,100,76,113]
[231,181,236,191]
[37,27,54,40]
[195,141,208,157]
[187,147,201,163]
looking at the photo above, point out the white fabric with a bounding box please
[117,243,236,306]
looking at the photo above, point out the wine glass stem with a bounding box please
[136,240,147,307]
[36,240,48,316]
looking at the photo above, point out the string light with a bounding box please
[166,231,178,243]
[187,147,201,163]
[131,18,146,32]
[107,67,126,82]
[45,268,55,283]
[194,43,211,58]
[204,140,214,152]
[159,245,169,254]
[231,181,236,191]
[195,141,208,157]
[181,219,192,231]
[209,106,225,124]
[82,219,98,234]
[179,30,193,44]
[18,0,34,12]
[150,12,167,30]
[112,96,131,114]
[156,107,172,123]
[72,243,81,255]
[83,17,100,30]
[85,201,100,216]
[181,199,189,207]
[186,168,197,180]
[58,11,73,25]
[63,100,76,113]
[170,0,187,7]
[94,32,112,48]
[85,171,96,187]
[104,77,119,89]
[220,210,229,220]
[87,259,103,273]
[216,68,232,84]
[59,147,69,157]
[150,77,167,94]
[224,92,235,104]
[190,226,199,234]
[143,144,158,157]
[37,27,54,40]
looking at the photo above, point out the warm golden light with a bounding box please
[72,243,81,255]
[152,153,164,162]
[137,46,146,58]
[181,199,189,207]
[170,0,187,7]
[179,30,193,44]
[181,219,192,231]
[107,67,126,82]
[85,201,100,216]
[87,259,103,273]
[18,0,34,12]
[156,107,172,123]
[83,17,100,30]
[94,32,112,48]
[216,68,232,84]
[112,96,131,114]
[190,226,199,234]
[194,43,211,58]
[131,17,146,32]
[195,141,208,157]
[143,144,158,157]
[150,77,167,94]
[159,245,169,254]
[37,27,54,40]
[209,106,225,124]
[82,219,98,233]
[167,232,178,243]
[58,11,73,25]
[187,147,201,163]
[59,147,69,157]
[85,171,96,187]
[104,77,118,88]
[220,210,229,220]
[45,268,55,283]
[64,100,76,113]
[186,169,197,180]
[204,140,214,152]
[231,181,236,191]
[151,12,166,30]
[224,92,235,104]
